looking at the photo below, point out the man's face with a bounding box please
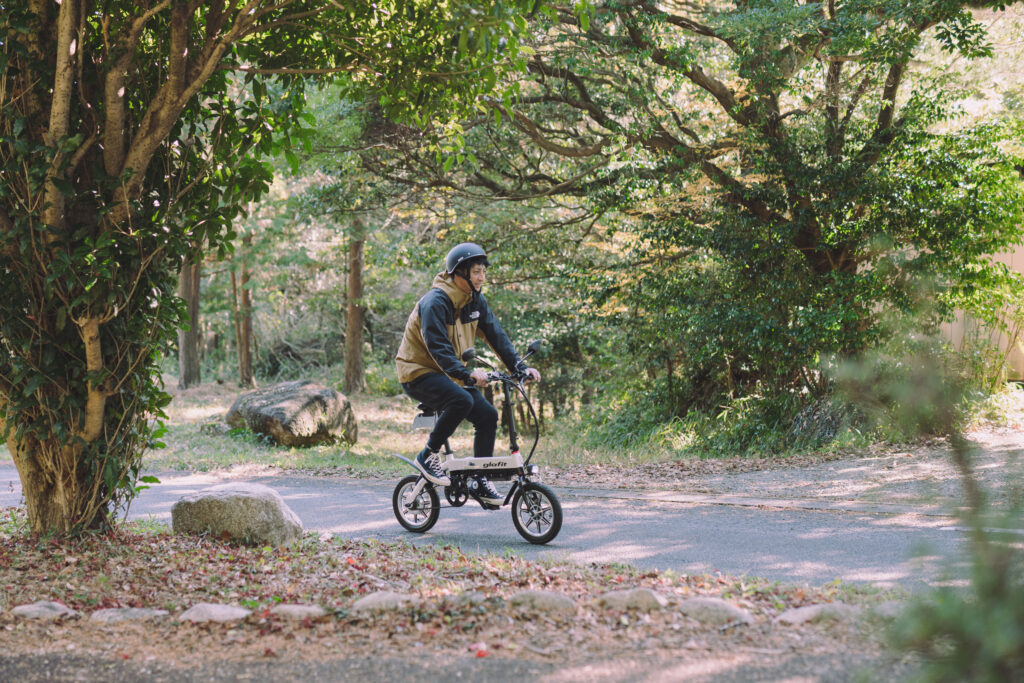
[467,263,487,291]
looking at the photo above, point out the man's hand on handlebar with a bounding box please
[524,367,541,383]
[469,369,489,386]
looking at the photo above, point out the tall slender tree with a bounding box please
[0,0,543,533]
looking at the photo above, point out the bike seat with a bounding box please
[416,403,438,416]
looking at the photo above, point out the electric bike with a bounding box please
[391,340,563,544]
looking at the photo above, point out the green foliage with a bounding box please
[892,549,1024,682]
[362,357,403,396]
[836,333,1024,682]
[0,1,547,534]
[360,0,1024,454]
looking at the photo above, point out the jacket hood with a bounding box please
[432,271,472,308]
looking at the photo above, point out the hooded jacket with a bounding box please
[395,272,521,385]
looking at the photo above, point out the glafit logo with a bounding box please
[472,459,510,468]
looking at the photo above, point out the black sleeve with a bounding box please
[418,290,471,382]
[475,294,523,371]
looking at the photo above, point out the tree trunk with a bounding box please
[232,235,255,389]
[344,220,367,394]
[177,259,202,389]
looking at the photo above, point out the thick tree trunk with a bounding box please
[344,222,367,395]
[6,404,114,534]
[177,259,203,389]
[232,235,255,389]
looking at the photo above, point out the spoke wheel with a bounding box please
[392,475,440,533]
[511,482,562,544]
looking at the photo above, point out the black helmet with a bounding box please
[444,242,489,274]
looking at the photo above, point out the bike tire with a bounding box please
[392,475,440,533]
[511,482,562,544]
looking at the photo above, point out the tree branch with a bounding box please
[506,107,608,158]
[41,0,78,233]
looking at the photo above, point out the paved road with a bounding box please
[0,464,969,589]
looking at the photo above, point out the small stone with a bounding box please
[774,602,860,625]
[10,601,79,620]
[179,603,252,623]
[509,590,577,615]
[678,597,754,626]
[270,604,327,620]
[595,588,668,612]
[867,600,905,622]
[453,591,488,606]
[350,591,417,613]
[90,608,169,624]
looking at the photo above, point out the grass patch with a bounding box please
[146,379,467,475]
[149,378,607,474]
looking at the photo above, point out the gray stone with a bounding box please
[10,600,79,620]
[270,604,327,620]
[171,482,303,546]
[774,602,860,625]
[350,591,418,613]
[867,600,906,622]
[179,603,252,623]
[90,607,169,624]
[595,588,668,612]
[509,590,577,615]
[453,591,488,607]
[678,597,754,626]
[225,380,357,446]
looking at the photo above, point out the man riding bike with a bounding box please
[395,243,541,506]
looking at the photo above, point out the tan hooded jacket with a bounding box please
[395,272,520,385]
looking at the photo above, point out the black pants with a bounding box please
[402,372,498,458]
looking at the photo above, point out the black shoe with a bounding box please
[469,475,503,506]
[415,447,450,486]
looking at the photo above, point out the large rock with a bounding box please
[172,482,303,546]
[225,380,357,446]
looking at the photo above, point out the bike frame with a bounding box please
[392,343,542,507]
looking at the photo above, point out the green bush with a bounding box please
[363,357,402,397]
[580,378,865,458]
[891,525,1024,682]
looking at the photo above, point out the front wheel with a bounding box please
[393,475,440,533]
[511,482,562,544]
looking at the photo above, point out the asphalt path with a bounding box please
[0,463,969,589]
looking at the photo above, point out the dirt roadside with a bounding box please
[3,428,1021,682]
[543,427,1024,515]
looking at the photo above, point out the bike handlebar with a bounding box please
[467,370,534,387]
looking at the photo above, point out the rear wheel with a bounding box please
[511,482,562,544]
[393,475,440,533]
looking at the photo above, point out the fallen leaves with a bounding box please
[0,507,897,670]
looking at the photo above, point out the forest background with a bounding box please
[2,0,1024,535]
[186,3,1024,461]
[2,4,1024,677]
